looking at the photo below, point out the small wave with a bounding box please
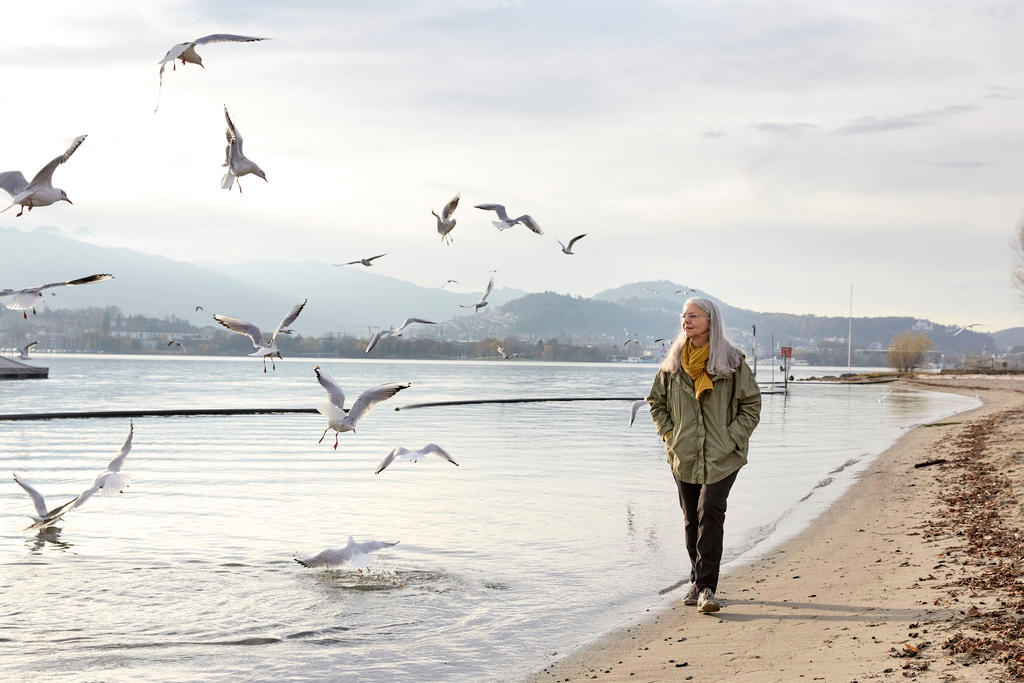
[209,637,281,646]
[827,457,862,475]
[285,626,352,640]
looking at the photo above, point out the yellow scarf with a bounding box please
[681,340,714,400]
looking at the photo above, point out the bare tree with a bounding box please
[888,331,933,374]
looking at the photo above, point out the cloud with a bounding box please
[753,122,818,136]
[836,104,977,135]
[701,130,728,139]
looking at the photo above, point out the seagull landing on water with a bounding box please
[0,135,87,217]
[375,443,459,474]
[155,34,268,112]
[295,536,399,572]
[557,234,587,254]
[221,106,267,192]
[71,421,134,511]
[1,273,112,319]
[433,193,460,244]
[13,474,79,531]
[335,254,387,267]
[314,366,410,449]
[461,277,494,313]
[365,317,437,353]
[18,341,38,360]
[213,299,307,372]
[474,203,543,234]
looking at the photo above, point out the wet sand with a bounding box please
[530,375,1024,682]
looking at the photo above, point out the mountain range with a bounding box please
[0,226,1012,354]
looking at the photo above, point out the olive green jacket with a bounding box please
[647,356,761,484]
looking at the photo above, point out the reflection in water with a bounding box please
[27,526,73,552]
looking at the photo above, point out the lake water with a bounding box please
[0,355,978,681]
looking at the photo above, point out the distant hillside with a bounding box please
[993,326,1024,349]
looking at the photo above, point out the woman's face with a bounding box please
[682,303,711,343]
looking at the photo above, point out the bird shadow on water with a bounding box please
[25,526,74,553]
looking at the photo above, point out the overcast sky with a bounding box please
[2,0,1023,330]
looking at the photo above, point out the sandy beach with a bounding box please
[530,375,1024,682]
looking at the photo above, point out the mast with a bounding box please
[847,285,853,374]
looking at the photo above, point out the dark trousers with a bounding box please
[675,470,738,593]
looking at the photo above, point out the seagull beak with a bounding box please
[63,197,73,205]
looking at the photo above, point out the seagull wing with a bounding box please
[22,341,38,352]
[158,41,193,65]
[441,193,460,221]
[295,547,351,569]
[71,484,100,510]
[567,233,587,249]
[344,382,411,427]
[212,314,265,348]
[375,447,406,474]
[366,253,387,263]
[420,443,458,466]
[480,277,495,303]
[314,366,346,410]
[13,473,50,517]
[395,317,436,332]
[514,215,542,235]
[474,203,510,222]
[629,399,647,428]
[0,171,28,197]
[365,329,389,353]
[28,135,87,190]
[353,539,399,554]
[35,273,113,292]
[105,421,134,473]
[193,34,269,46]
[270,299,307,345]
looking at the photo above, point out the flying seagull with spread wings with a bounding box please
[365,317,437,353]
[18,341,38,360]
[314,366,410,449]
[221,105,267,192]
[71,421,135,511]
[474,203,543,234]
[375,443,459,474]
[1,273,112,319]
[460,277,494,313]
[155,34,268,111]
[557,233,587,254]
[213,299,307,371]
[0,135,87,217]
[12,474,79,531]
[335,254,387,267]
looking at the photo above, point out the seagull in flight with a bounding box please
[0,135,87,217]
[461,277,494,313]
[213,299,307,372]
[375,443,459,474]
[221,105,267,192]
[295,536,399,571]
[433,193,460,244]
[1,273,113,318]
[674,288,696,295]
[365,317,437,353]
[335,254,387,267]
[953,323,984,336]
[314,366,410,449]
[71,421,135,511]
[628,399,647,428]
[557,234,587,254]
[474,203,543,234]
[496,345,520,360]
[155,34,268,111]
[441,279,459,288]
[18,341,38,360]
[13,474,79,531]
[167,340,187,353]
[194,305,204,311]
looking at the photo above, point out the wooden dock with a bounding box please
[0,356,49,379]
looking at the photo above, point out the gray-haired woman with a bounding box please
[647,297,761,613]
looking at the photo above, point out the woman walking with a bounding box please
[647,297,761,613]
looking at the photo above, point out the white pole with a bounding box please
[847,285,853,374]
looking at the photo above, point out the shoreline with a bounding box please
[529,376,1024,682]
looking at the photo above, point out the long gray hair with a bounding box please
[659,297,742,375]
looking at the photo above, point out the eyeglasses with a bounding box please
[680,313,708,321]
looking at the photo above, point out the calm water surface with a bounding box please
[0,356,978,681]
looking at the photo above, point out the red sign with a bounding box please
[780,347,792,358]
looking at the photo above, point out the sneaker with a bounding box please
[697,588,720,613]
[682,583,699,606]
